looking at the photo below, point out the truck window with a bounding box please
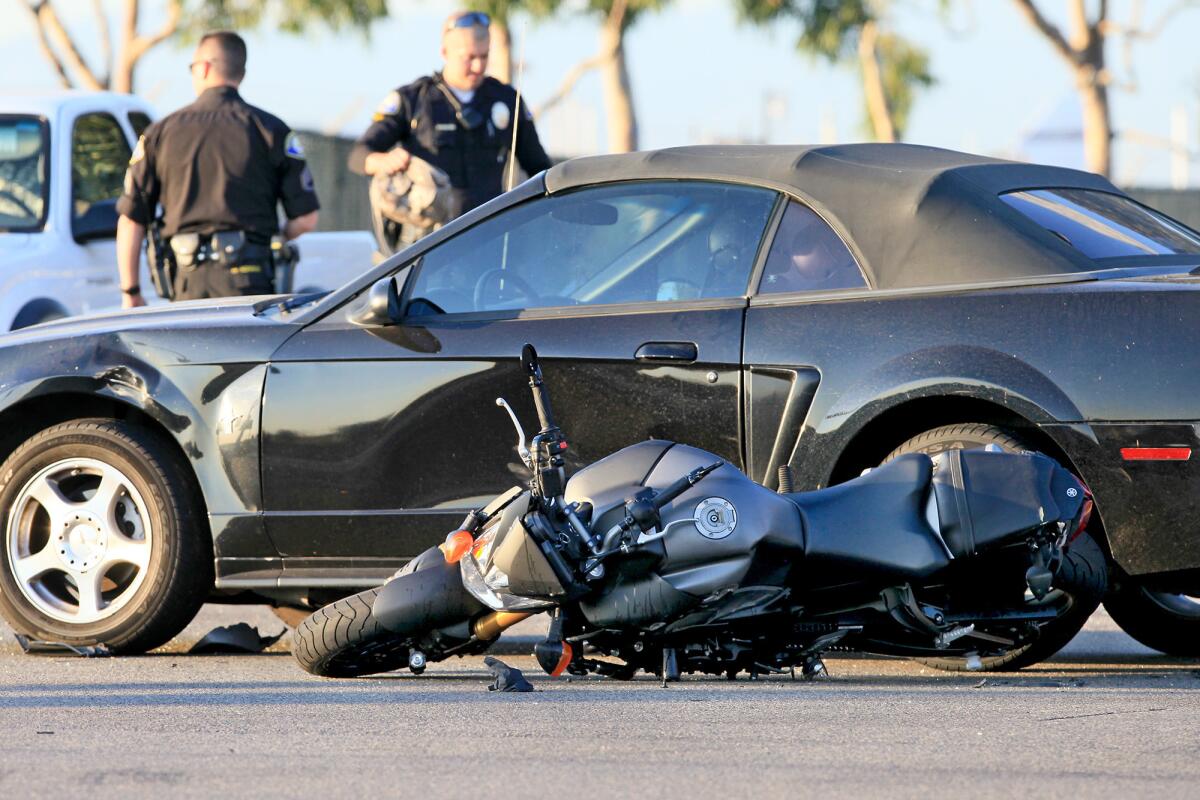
[0,116,48,232]
[71,112,131,228]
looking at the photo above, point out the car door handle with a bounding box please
[635,341,698,363]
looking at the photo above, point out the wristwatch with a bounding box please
[121,284,141,295]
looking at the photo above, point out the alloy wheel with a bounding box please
[6,457,153,624]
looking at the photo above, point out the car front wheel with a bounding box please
[0,419,212,653]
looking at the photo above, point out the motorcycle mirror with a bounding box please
[521,343,541,379]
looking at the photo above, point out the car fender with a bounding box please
[0,349,269,544]
[794,344,1082,487]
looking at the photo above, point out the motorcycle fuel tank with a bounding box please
[566,441,806,606]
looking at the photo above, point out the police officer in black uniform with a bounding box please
[116,30,319,307]
[349,11,552,251]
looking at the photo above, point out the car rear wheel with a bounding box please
[883,423,1106,671]
[1103,576,1200,656]
[0,419,212,653]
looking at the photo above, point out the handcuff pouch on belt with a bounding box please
[162,230,288,295]
[169,231,248,271]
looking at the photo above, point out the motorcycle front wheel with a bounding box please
[292,588,412,678]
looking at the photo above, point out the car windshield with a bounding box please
[0,116,48,232]
[1000,188,1200,260]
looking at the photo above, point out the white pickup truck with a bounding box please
[0,91,375,330]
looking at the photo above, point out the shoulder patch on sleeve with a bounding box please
[373,90,401,121]
[284,132,306,159]
[129,135,146,165]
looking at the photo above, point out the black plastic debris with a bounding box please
[188,623,286,655]
[14,634,112,657]
[484,655,534,692]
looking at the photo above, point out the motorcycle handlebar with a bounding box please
[522,343,558,432]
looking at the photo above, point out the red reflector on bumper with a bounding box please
[1120,447,1192,461]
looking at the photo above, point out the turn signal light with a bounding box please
[440,530,474,563]
[1120,447,1192,461]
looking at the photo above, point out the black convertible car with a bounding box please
[1,143,1198,663]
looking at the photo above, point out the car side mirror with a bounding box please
[72,198,119,243]
[349,274,402,327]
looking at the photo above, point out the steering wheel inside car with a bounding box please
[0,188,36,218]
[473,269,539,311]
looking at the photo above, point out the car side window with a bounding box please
[71,112,131,229]
[405,181,777,315]
[757,201,866,294]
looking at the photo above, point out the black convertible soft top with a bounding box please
[544,144,1121,289]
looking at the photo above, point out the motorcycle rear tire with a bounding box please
[917,532,1108,672]
[884,424,1107,672]
[292,587,411,678]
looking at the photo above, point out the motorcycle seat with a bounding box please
[783,453,952,583]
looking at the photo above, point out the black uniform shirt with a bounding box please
[349,74,552,218]
[117,86,319,244]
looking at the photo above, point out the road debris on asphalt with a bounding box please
[14,634,112,657]
[188,623,286,654]
[484,656,535,692]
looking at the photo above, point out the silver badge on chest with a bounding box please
[694,497,737,539]
[491,101,511,130]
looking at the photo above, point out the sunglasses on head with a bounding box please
[445,11,490,31]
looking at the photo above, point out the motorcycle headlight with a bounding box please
[459,516,554,612]
[471,521,501,567]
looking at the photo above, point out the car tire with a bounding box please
[292,587,412,678]
[1103,576,1200,657]
[883,423,1107,671]
[0,419,212,653]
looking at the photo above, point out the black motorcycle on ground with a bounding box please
[293,345,1106,681]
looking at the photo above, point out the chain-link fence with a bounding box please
[295,131,371,233]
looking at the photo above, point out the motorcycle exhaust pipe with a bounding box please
[472,611,534,641]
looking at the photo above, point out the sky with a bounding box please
[3,0,1198,187]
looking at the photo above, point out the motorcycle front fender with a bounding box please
[372,550,488,637]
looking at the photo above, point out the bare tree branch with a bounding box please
[1108,0,1200,39]
[535,0,628,119]
[1010,0,1079,67]
[21,1,73,88]
[1109,1,1199,92]
[93,0,113,86]
[536,54,609,117]
[37,0,106,89]
[127,0,182,64]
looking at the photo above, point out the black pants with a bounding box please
[173,261,274,301]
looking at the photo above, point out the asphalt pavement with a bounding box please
[0,606,1197,799]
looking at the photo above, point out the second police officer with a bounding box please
[116,30,320,307]
[350,10,553,254]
